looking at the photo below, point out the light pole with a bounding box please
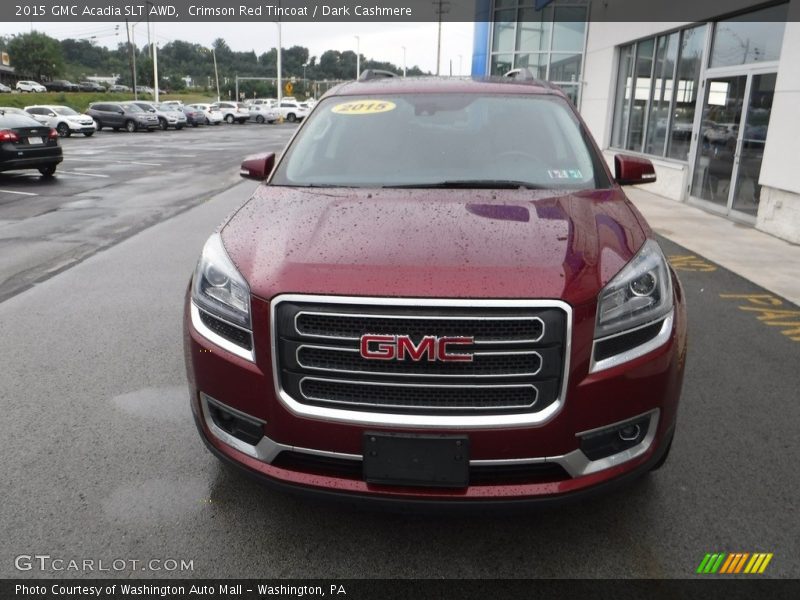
[354,36,360,79]
[401,46,406,77]
[458,54,462,77]
[211,47,220,102]
[302,62,308,96]
[277,22,282,104]
[152,23,159,101]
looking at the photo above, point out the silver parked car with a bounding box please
[133,101,187,130]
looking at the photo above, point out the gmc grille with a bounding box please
[273,298,568,417]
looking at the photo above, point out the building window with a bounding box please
[611,24,707,161]
[488,0,588,103]
[709,4,788,68]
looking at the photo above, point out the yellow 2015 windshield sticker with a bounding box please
[332,100,396,115]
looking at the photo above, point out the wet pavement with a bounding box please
[1,169,798,578]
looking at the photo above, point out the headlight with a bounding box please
[191,233,251,329]
[595,239,673,338]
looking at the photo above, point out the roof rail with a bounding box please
[358,69,398,82]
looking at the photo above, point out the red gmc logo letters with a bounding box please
[359,334,474,362]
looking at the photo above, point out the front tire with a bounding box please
[225,114,234,124]
[287,112,297,123]
[94,120,103,131]
[56,123,71,138]
[38,165,56,177]
[255,115,265,124]
[124,120,137,133]
[158,118,168,131]
[649,433,674,472]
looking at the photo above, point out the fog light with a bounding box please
[618,424,642,442]
[203,394,264,446]
[579,415,650,461]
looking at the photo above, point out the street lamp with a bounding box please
[354,36,360,79]
[211,47,220,102]
[401,46,406,77]
[302,61,308,96]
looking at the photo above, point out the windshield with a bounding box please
[271,93,609,189]
[54,106,78,116]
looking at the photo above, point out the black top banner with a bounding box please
[2,0,797,22]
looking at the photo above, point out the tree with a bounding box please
[7,31,64,80]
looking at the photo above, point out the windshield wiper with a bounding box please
[385,180,546,190]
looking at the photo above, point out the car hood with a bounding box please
[221,186,649,306]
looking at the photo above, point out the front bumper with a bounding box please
[69,122,97,134]
[184,283,687,504]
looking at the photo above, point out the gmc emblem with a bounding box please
[359,334,474,362]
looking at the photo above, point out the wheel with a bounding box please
[287,112,297,123]
[158,118,168,130]
[56,122,71,137]
[38,165,56,177]
[255,115,265,124]
[94,120,103,131]
[225,114,234,124]
[125,120,137,133]
[83,131,94,137]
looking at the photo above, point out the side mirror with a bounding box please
[615,155,657,186]
[240,152,276,181]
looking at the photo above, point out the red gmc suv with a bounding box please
[183,72,687,507]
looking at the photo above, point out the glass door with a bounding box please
[730,73,776,217]
[689,75,747,211]
[689,71,776,220]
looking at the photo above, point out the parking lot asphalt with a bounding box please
[0,166,797,578]
[0,123,297,303]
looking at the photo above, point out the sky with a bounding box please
[0,21,476,76]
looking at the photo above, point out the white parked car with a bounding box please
[16,80,47,93]
[248,104,279,124]
[187,103,223,125]
[213,101,250,124]
[276,100,310,122]
[24,104,97,137]
[250,98,277,108]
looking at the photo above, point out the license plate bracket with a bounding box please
[363,432,469,488]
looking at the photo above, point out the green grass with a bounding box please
[0,91,217,112]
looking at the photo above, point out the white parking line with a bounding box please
[62,157,162,166]
[57,170,110,178]
[0,189,38,196]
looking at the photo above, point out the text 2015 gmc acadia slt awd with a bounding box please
[183,72,687,507]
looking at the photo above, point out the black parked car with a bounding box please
[85,102,159,132]
[78,81,106,92]
[0,110,62,177]
[45,80,79,92]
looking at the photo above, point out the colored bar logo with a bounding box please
[696,553,773,574]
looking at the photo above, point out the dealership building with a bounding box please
[471,0,800,244]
